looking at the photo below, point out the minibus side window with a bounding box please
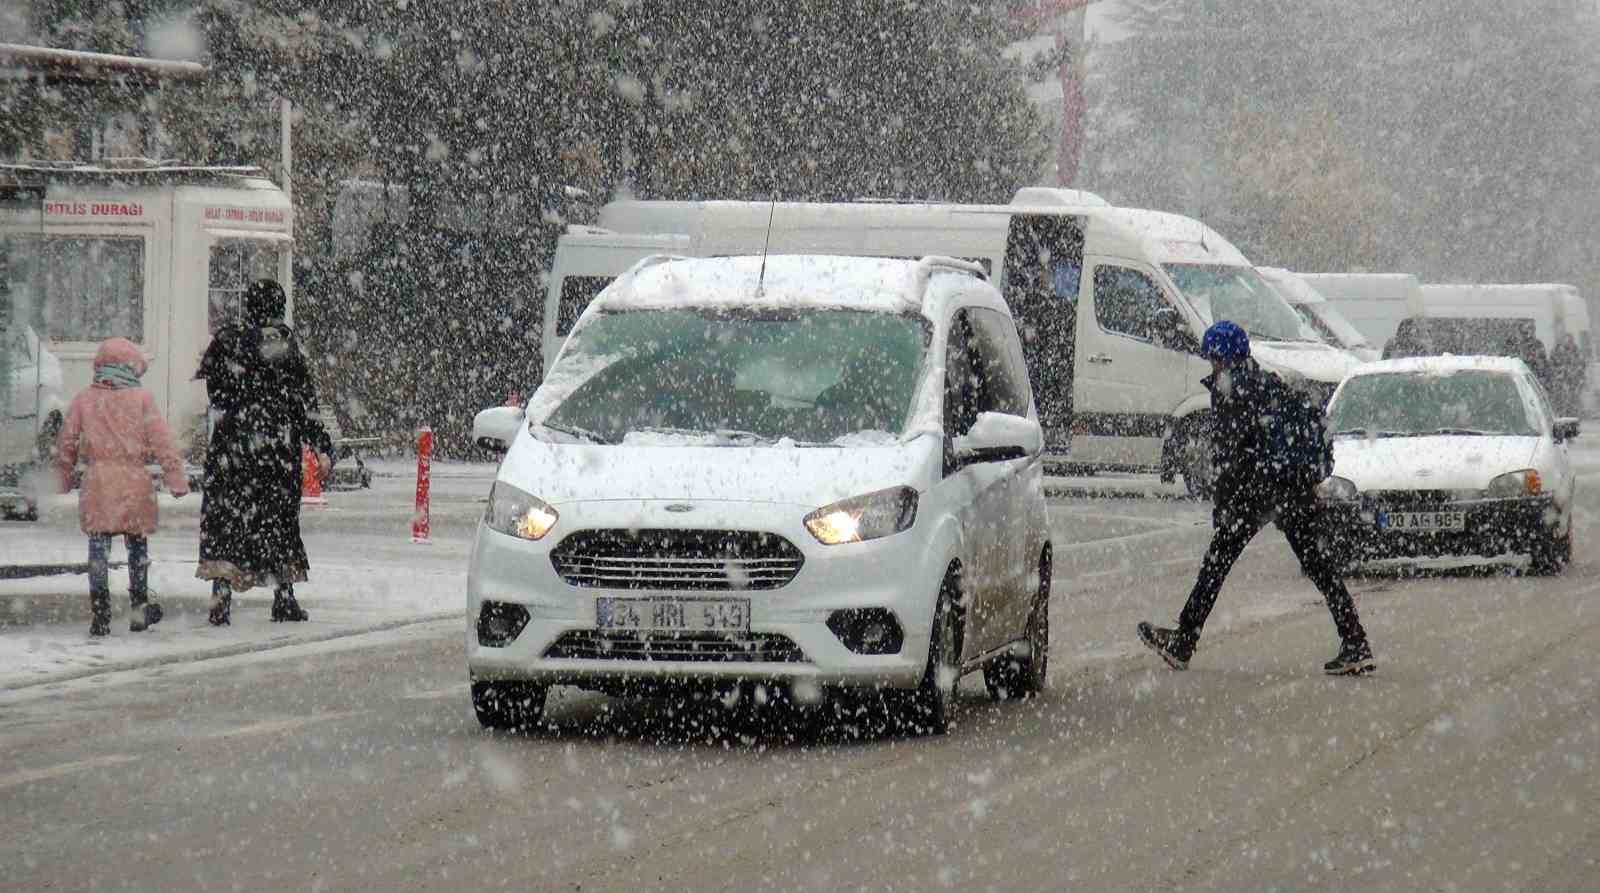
[1093,265,1165,341]
[556,276,614,337]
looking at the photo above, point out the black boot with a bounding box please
[1323,639,1376,676]
[208,581,232,626]
[271,585,309,622]
[129,593,163,633]
[1137,622,1196,671]
[89,589,111,637]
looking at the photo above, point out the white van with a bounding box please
[1,162,294,463]
[545,194,1337,497]
[1256,267,1379,362]
[469,254,1053,734]
[1295,273,1425,353]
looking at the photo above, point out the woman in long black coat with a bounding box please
[196,279,332,625]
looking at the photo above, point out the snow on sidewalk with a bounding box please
[1,464,494,692]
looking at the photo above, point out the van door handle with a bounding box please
[1088,354,1113,365]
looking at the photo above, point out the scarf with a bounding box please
[94,363,143,389]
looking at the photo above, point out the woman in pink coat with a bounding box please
[56,338,189,636]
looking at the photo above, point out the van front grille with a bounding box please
[550,529,803,591]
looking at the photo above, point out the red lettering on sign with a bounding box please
[204,206,287,225]
[41,200,143,217]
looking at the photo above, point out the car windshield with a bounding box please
[1326,370,1540,437]
[540,307,930,445]
[1166,263,1312,343]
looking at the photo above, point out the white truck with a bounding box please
[540,191,1350,497]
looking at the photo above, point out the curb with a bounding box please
[1,610,460,693]
[1,561,126,580]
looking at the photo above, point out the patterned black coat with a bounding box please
[195,320,332,590]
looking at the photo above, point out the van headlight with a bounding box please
[1486,469,1541,498]
[804,486,918,545]
[1315,475,1358,502]
[484,482,559,540]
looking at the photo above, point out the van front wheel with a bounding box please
[1176,416,1216,500]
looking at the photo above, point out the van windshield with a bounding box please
[1166,263,1311,344]
[538,308,930,445]
[1305,302,1371,350]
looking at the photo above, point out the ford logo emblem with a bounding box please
[664,503,695,513]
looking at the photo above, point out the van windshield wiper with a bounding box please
[1332,428,1407,438]
[1431,427,1491,436]
[536,421,612,444]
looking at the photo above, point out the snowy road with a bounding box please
[2,465,1598,890]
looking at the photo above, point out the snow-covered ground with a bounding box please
[0,458,497,690]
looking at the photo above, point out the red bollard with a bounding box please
[301,445,327,506]
[411,426,432,544]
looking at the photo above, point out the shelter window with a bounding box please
[209,240,284,332]
[8,235,145,342]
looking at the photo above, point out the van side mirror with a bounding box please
[952,412,1042,467]
[473,406,526,453]
[1554,417,1580,441]
[1151,307,1197,353]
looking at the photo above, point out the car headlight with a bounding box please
[1315,475,1358,502]
[804,486,918,545]
[1486,469,1542,498]
[484,481,559,540]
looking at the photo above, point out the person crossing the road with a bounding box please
[1137,320,1375,675]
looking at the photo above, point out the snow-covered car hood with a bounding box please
[1332,435,1538,492]
[1251,340,1362,386]
[498,433,934,508]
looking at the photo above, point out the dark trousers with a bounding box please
[89,534,150,601]
[1178,486,1367,647]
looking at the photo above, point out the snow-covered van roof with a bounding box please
[595,198,1253,273]
[1087,206,1250,266]
[1348,354,1530,378]
[586,254,987,319]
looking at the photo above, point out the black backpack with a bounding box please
[1261,372,1334,484]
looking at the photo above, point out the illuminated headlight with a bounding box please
[1315,475,1358,502]
[484,481,559,540]
[1486,469,1542,498]
[804,486,918,545]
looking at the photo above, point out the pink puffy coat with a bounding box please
[56,338,189,534]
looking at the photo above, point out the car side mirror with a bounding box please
[1150,307,1197,353]
[1554,417,1580,441]
[952,411,1042,467]
[473,406,526,453]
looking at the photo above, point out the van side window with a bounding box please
[943,310,978,437]
[968,308,1031,417]
[1093,265,1165,341]
[556,276,614,337]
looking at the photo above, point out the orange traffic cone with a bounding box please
[301,445,327,506]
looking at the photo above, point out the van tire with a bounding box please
[896,568,963,735]
[472,680,547,732]
[985,544,1050,700]
[1177,415,1216,500]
